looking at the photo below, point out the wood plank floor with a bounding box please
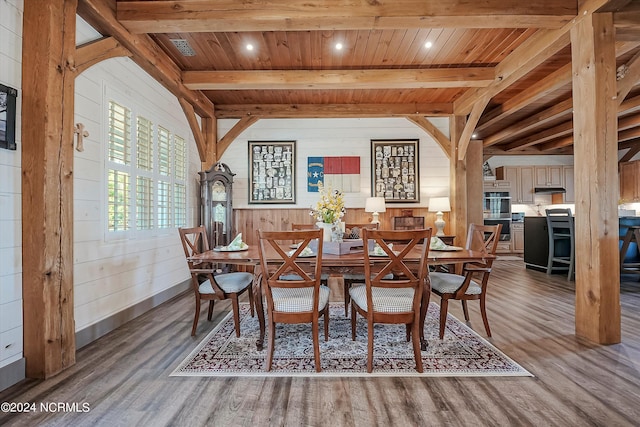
[2,260,640,426]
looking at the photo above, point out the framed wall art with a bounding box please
[248,141,296,204]
[371,139,419,203]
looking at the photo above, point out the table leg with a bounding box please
[252,271,265,351]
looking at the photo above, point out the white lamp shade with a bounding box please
[365,197,386,213]
[428,196,451,213]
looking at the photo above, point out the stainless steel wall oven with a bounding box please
[483,190,512,241]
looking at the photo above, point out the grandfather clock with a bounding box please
[199,162,235,248]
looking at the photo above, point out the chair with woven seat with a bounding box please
[545,208,575,281]
[429,223,501,339]
[349,227,432,373]
[258,229,330,372]
[178,226,255,337]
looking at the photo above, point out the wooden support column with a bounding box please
[449,116,469,241]
[466,140,484,228]
[571,12,620,344]
[202,116,217,170]
[22,0,77,377]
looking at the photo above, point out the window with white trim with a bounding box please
[107,99,187,235]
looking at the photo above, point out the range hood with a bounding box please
[534,187,566,194]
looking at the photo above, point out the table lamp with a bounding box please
[365,197,386,225]
[428,196,451,236]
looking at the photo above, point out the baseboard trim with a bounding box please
[75,280,190,350]
[0,357,26,391]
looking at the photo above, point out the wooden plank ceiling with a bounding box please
[81,1,640,158]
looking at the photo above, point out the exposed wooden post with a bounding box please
[449,116,469,241]
[202,116,217,170]
[571,12,621,344]
[22,0,77,378]
[466,140,484,228]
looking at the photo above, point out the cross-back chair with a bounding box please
[178,226,255,336]
[429,223,502,339]
[341,222,381,316]
[349,228,432,373]
[257,229,330,372]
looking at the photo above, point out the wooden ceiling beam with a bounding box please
[619,126,640,142]
[504,120,573,151]
[617,49,640,104]
[214,103,453,118]
[483,98,573,147]
[476,63,572,133]
[77,0,214,118]
[183,68,495,91]
[454,0,614,116]
[116,1,575,33]
[619,141,640,162]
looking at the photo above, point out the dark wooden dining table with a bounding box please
[189,244,495,351]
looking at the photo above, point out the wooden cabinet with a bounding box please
[534,165,563,187]
[562,166,575,203]
[511,222,524,253]
[620,160,640,202]
[483,179,512,190]
[496,166,534,204]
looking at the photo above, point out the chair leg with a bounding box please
[312,318,322,372]
[323,306,329,341]
[343,280,351,317]
[266,319,275,371]
[405,324,411,342]
[439,298,449,339]
[207,300,215,320]
[231,296,241,337]
[248,286,255,317]
[461,300,469,321]
[351,303,357,340]
[367,318,374,373]
[191,297,201,336]
[411,317,423,373]
[479,295,492,337]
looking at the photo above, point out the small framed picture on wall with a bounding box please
[371,139,419,203]
[248,141,296,204]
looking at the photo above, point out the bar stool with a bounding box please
[619,225,640,275]
[545,208,575,280]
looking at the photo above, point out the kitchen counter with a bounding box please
[523,216,572,271]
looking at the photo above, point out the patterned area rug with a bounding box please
[171,303,532,377]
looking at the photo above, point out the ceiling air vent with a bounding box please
[170,39,196,56]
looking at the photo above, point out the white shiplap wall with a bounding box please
[72,18,198,331]
[0,0,23,370]
[218,117,452,210]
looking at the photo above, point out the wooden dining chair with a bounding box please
[342,222,380,316]
[349,227,432,373]
[178,226,255,336]
[258,229,330,372]
[429,223,502,339]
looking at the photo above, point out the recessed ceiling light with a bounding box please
[246,44,254,51]
[472,133,478,138]
[335,43,343,50]
[424,41,433,49]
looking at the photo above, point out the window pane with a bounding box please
[108,101,131,165]
[158,126,171,176]
[174,135,186,181]
[157,181,171,228]
[108,169,130,231]
[137,116,154,171]
[136,177,154,230]
[174,183,186,227]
